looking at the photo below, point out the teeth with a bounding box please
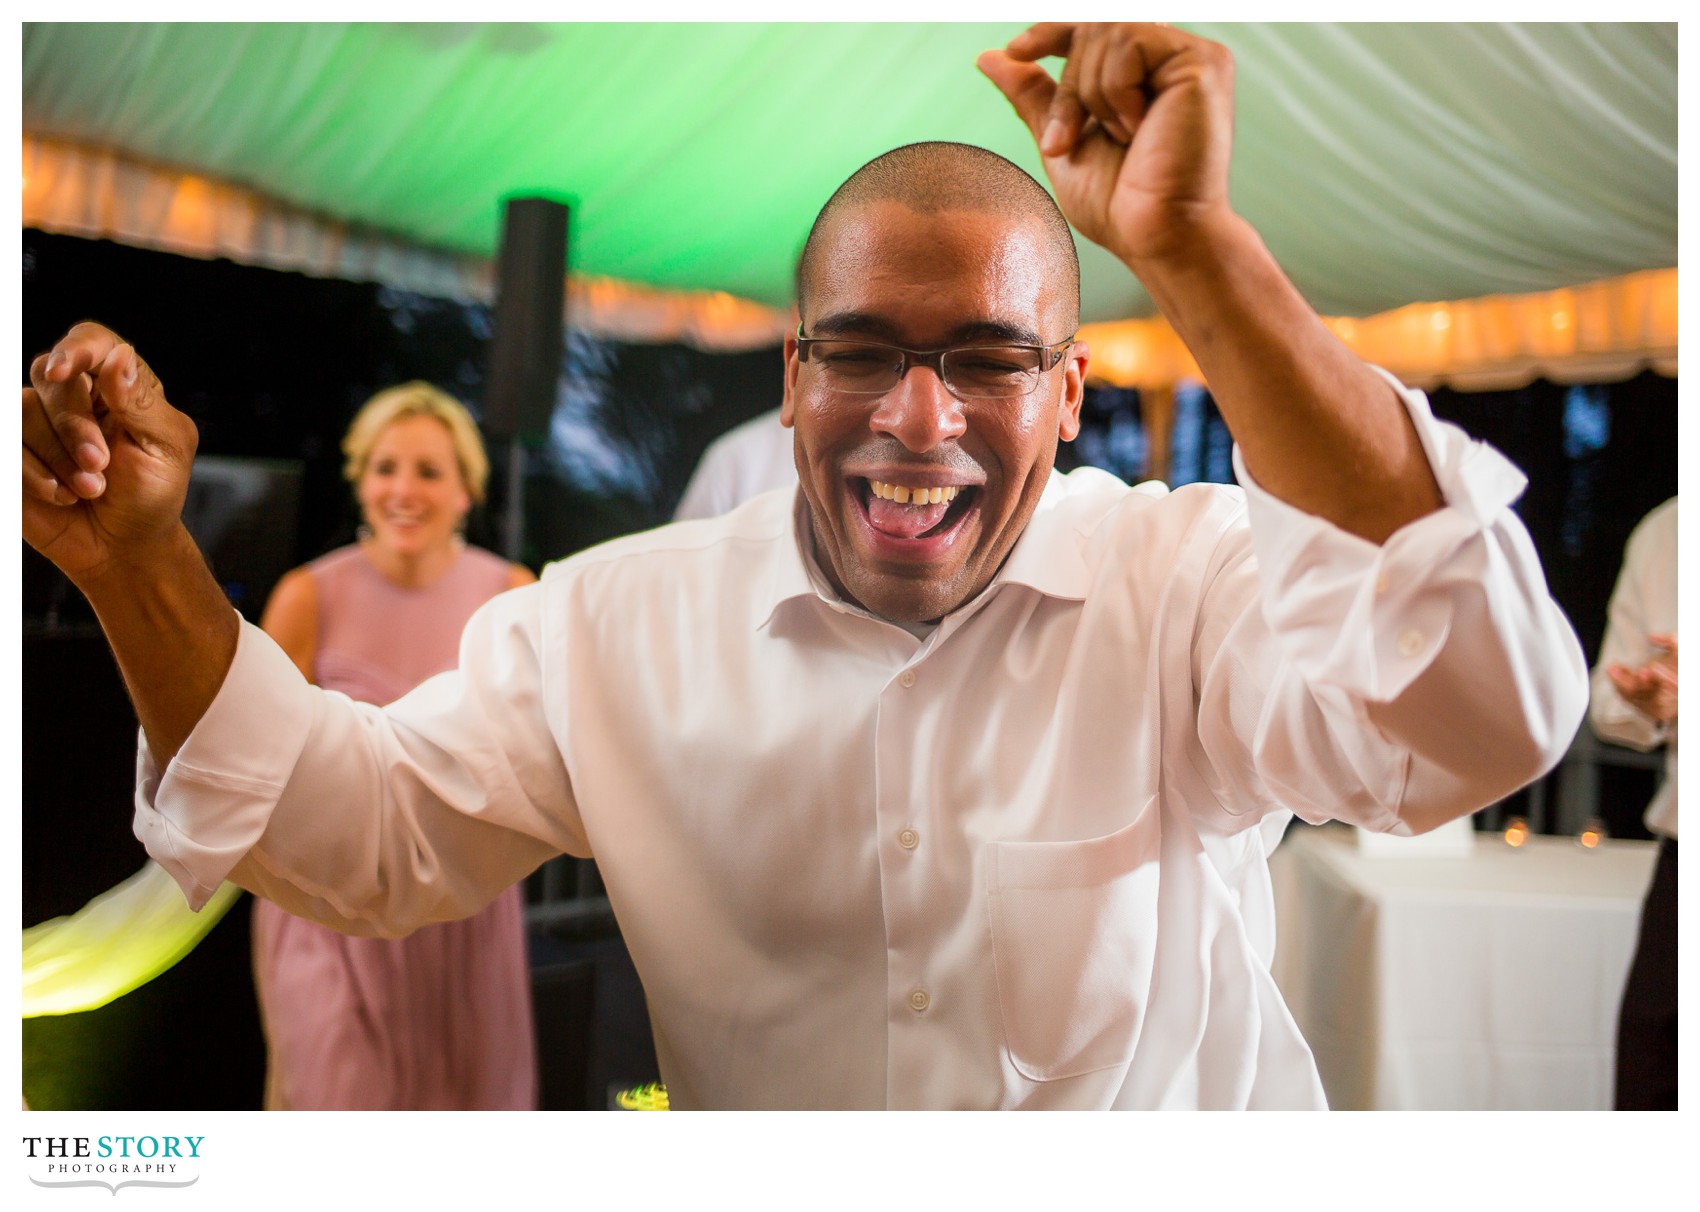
[869,479,961,505]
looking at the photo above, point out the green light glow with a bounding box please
[20,24,1677,325]
[23,864,242,1018]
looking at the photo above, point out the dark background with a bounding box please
[21,228,1677,1108]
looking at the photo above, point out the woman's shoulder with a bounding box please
[459,544,532,592]
[459,544,514,573]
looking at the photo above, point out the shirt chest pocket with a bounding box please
[986,802,1160,1083]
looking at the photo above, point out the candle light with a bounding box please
[1503,817,1530,847]
[1578,816,1607,850]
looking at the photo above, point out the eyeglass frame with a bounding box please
[793,324,1078,400]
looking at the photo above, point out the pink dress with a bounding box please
[251,544,539,1109]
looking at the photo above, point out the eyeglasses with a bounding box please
[795,326,1076,400]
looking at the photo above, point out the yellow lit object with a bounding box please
[1579,829,1602,848]
[1503,817,1530,847]
[613,1081,670,1111]
[1578,816,1608,850]
[23,862,242,1017]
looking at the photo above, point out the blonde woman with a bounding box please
[252,382,537,1109]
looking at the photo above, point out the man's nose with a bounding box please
[868,364,967,452]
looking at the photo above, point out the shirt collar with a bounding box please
[756,489,831,630]
[984,469,1095,602]
[757,468,1096,631]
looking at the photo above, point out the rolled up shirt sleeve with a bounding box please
[133,584,577,934]
[1217,368,1588,834]
[133,618,317,910]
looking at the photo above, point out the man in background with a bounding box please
[673,407,795,521]
[1590,496,1677,1110]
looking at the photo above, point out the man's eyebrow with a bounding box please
[806,312,902,341]
[807,313,1046,347]
[950,320,1045,347]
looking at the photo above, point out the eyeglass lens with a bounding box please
[807,341,1045,399]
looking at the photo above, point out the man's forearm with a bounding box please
[80,523,240,765]
[1134,211,1442,543]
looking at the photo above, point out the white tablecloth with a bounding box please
[1269,823,1657,1110]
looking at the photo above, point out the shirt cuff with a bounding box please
[131,616,317,909]
[1233,366,1530,703]
[1590,686,1671,751]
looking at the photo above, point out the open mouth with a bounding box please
[852,476,980,544]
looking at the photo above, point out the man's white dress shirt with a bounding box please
[135,378,1586,1109]
[1589,496,1677,839]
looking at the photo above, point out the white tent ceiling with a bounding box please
[21,22,1678,327]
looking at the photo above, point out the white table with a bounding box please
[1269,823,1657,1110]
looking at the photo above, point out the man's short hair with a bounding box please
[796,141,1080,329]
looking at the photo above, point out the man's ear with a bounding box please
[1057,340,1089,441]
[780,332,800,428]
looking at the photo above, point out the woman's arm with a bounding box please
[258,566,319,683]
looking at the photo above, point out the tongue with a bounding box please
[867,493,951,538]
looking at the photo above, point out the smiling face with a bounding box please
[782,200,1087,623]
[356,413,473,560]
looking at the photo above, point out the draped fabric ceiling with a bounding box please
[21,22,1678,389]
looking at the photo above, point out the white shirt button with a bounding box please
[909,989,930,1012]
[1396,628,1424,657]
[898,828,919,850]
[898,669,917,688]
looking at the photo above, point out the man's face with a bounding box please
[782,201,1087,623]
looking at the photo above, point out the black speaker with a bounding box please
[484,196,569,439]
